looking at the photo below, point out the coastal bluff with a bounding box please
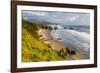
[37,29,65,52]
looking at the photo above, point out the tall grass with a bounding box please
[22,20,66,62]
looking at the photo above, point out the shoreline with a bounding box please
[37,28,90,60]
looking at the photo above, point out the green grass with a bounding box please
[22,20,67,62]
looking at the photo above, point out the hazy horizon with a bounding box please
[22,10,90,25]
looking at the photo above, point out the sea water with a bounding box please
[51,25,90,59]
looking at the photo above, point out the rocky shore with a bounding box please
[37,29,65,52]
[37,28,87,60]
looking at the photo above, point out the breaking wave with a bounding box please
[51,29,90,59]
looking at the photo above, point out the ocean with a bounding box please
[50,25,90,59]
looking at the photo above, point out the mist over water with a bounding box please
[22,10,91,59]
[51,25,90,59]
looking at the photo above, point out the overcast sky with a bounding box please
[22,10,90,25]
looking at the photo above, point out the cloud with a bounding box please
[22,10,89,25]
[70,16,77,21]
[22,11,47,16]
[31,12,47,16]
[70,15,80,21]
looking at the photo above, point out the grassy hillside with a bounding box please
[22,20,66,62]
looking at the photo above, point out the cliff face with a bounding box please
[22,20,67,62]
[37,29,65,52]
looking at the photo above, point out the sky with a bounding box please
[22,10,90,25]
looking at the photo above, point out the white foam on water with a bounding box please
[51,29,90,58]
